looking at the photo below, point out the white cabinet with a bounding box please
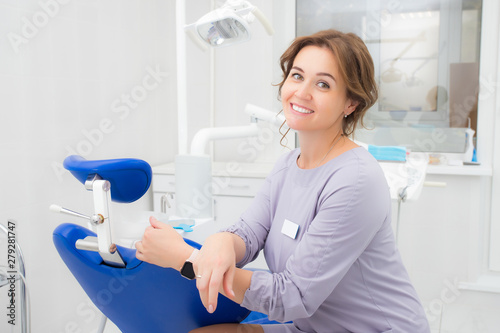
[152,165,266,226]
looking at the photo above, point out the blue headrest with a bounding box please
[63,155,152,203]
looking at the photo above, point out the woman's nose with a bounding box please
[294,83,312,100]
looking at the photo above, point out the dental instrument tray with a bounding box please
[367,144,407,162]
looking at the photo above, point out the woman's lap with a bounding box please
[190,323,301,333]
[261,323,302,333]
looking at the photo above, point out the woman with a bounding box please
[135,29,430,333]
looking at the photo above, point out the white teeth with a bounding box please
[292,104,314,114]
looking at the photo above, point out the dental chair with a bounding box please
[52,155,251,332]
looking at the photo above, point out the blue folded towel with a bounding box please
[368,145,407,162]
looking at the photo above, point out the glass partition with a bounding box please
[297,0,482,153]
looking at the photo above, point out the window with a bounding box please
[297,0,483,153]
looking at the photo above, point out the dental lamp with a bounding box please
[176,0,274,154]
[185,0,274,49]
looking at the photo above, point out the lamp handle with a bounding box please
[251,6,274,36]
[184,24,209,52]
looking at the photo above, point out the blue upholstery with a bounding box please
[53,223,251,332]
[63,155,152,203]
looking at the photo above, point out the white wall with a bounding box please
[0,0,177,332]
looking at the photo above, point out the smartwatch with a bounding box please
[180,248,199,280]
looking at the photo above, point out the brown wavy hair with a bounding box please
[277,29,378,138]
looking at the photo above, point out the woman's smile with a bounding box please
[291,103,314,114]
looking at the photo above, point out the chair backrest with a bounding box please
[53,223,251,332]
[63,155,152,203]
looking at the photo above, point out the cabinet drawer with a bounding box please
[212,177,264,197]
[152,174,176,192]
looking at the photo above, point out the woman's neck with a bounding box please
[297,129,344,169]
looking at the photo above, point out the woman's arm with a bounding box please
[137,156,286,313]
[136,217,253,313]
[193,231,249,312]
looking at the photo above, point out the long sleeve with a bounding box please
[241,150,391,322]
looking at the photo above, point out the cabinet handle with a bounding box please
[423,181,447,187]
[227,184,250,190]
[213,198,217,222]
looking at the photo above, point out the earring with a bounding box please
[344,114,348,118]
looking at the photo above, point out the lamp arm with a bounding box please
[251,6,274,35]
[223,0,274,36]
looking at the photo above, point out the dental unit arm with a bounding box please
[175,104,285,220]
[190,103,286,156]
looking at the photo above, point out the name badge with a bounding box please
[281,219,299,239]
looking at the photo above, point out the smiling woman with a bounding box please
[275,30,378,170]
[137,29,430,333]
[278,30,378,139]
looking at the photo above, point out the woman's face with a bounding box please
[281,45,357,134]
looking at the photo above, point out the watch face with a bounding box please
[180,261,196,280]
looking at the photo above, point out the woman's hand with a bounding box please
[194,232,239,313]
[135,216,193,270]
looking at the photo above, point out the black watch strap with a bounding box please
[180,248,199,280]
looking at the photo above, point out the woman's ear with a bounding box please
[344,99,360,116]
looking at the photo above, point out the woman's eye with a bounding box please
[318,81,330,89]
[291,73,302,80]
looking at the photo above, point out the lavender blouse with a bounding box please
[224,147,430,333]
